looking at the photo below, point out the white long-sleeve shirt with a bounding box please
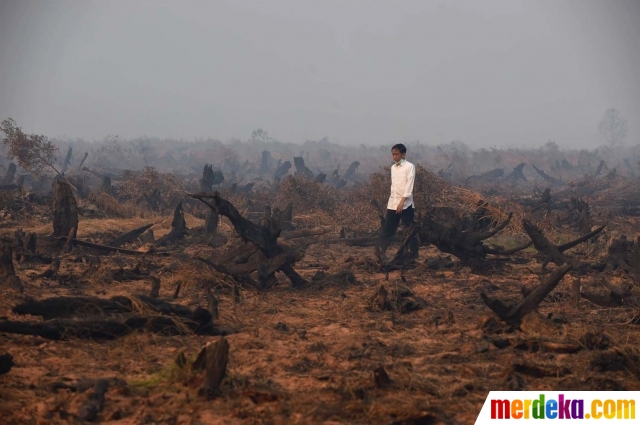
[387,160,416,210]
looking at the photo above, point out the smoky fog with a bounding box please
[1,0,639,154]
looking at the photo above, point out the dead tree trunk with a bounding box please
[505,163,527,182]
[101,176,111,194]
[593,235,640,274]
[274,160,291,182]
[294,157,314,178]
[522,219,605,269]
[60,147,72,176]
[52,179,79,238]
[193,338,229,398]
[415,206,531,271]
[200,164,215,192]
[78,152,89,170]
[0,244,23,292]
[204,209,219,235]
[1,163,16,185]
[107,223,154,247]
[156,202,188,245]
[481,263,571,324]
[191,192,308,288]
[532,165,562,185]
[259,151,271,174]
[343,161,360,181]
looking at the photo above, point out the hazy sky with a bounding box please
[1,0,638,149]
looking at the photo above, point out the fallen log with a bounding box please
[54,237,172,256]
[532,165,562,185]
[0,184,18,191]
[13,294,195,321]
[481,263,571,324]
[0,313,227,340]
[107,223,154,247]
[522,219,605,269]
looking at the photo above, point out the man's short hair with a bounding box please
[391,143,407,154]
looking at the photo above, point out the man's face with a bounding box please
[392,149,404,163]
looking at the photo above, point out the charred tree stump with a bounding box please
[156,202,188,245]
[505,163,527,182]
[0,244,23,292]
[274,160,291,182]
[281,202,293,231]
[522,219,605,269]
[193,338,229,398]
[0,353,13,375]
[294,157,314,178]
[144,188,163,211]
[259,150,271,174]
[593,234,640,274]
[149,275,161,298]
[204,209,219,235]
[415,207,531,272]
[190,192,308,288]
[205,286,219,321]
[532,165,562,185]
[343,161,360,181]
[16,175,25,191]
[200,164,215,192]
[481,263,571,324]
[100,176,111,194]
[77,379,109,422]
[1,163,16,185]
[531,188,551,212]
[53,179,79,238]
[26,233,37,254]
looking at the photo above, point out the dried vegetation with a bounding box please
[1,125,640,423]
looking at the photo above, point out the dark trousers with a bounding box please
[380,206,419,256]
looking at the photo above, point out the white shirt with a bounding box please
[387,160,416,210]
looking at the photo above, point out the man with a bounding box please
[380,143,419,257]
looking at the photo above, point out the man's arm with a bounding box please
[395,164,415,213]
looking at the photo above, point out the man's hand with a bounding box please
[396,198,406,214]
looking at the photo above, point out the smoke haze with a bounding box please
[1,0,638,148]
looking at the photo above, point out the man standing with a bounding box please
[380,143,419,257]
